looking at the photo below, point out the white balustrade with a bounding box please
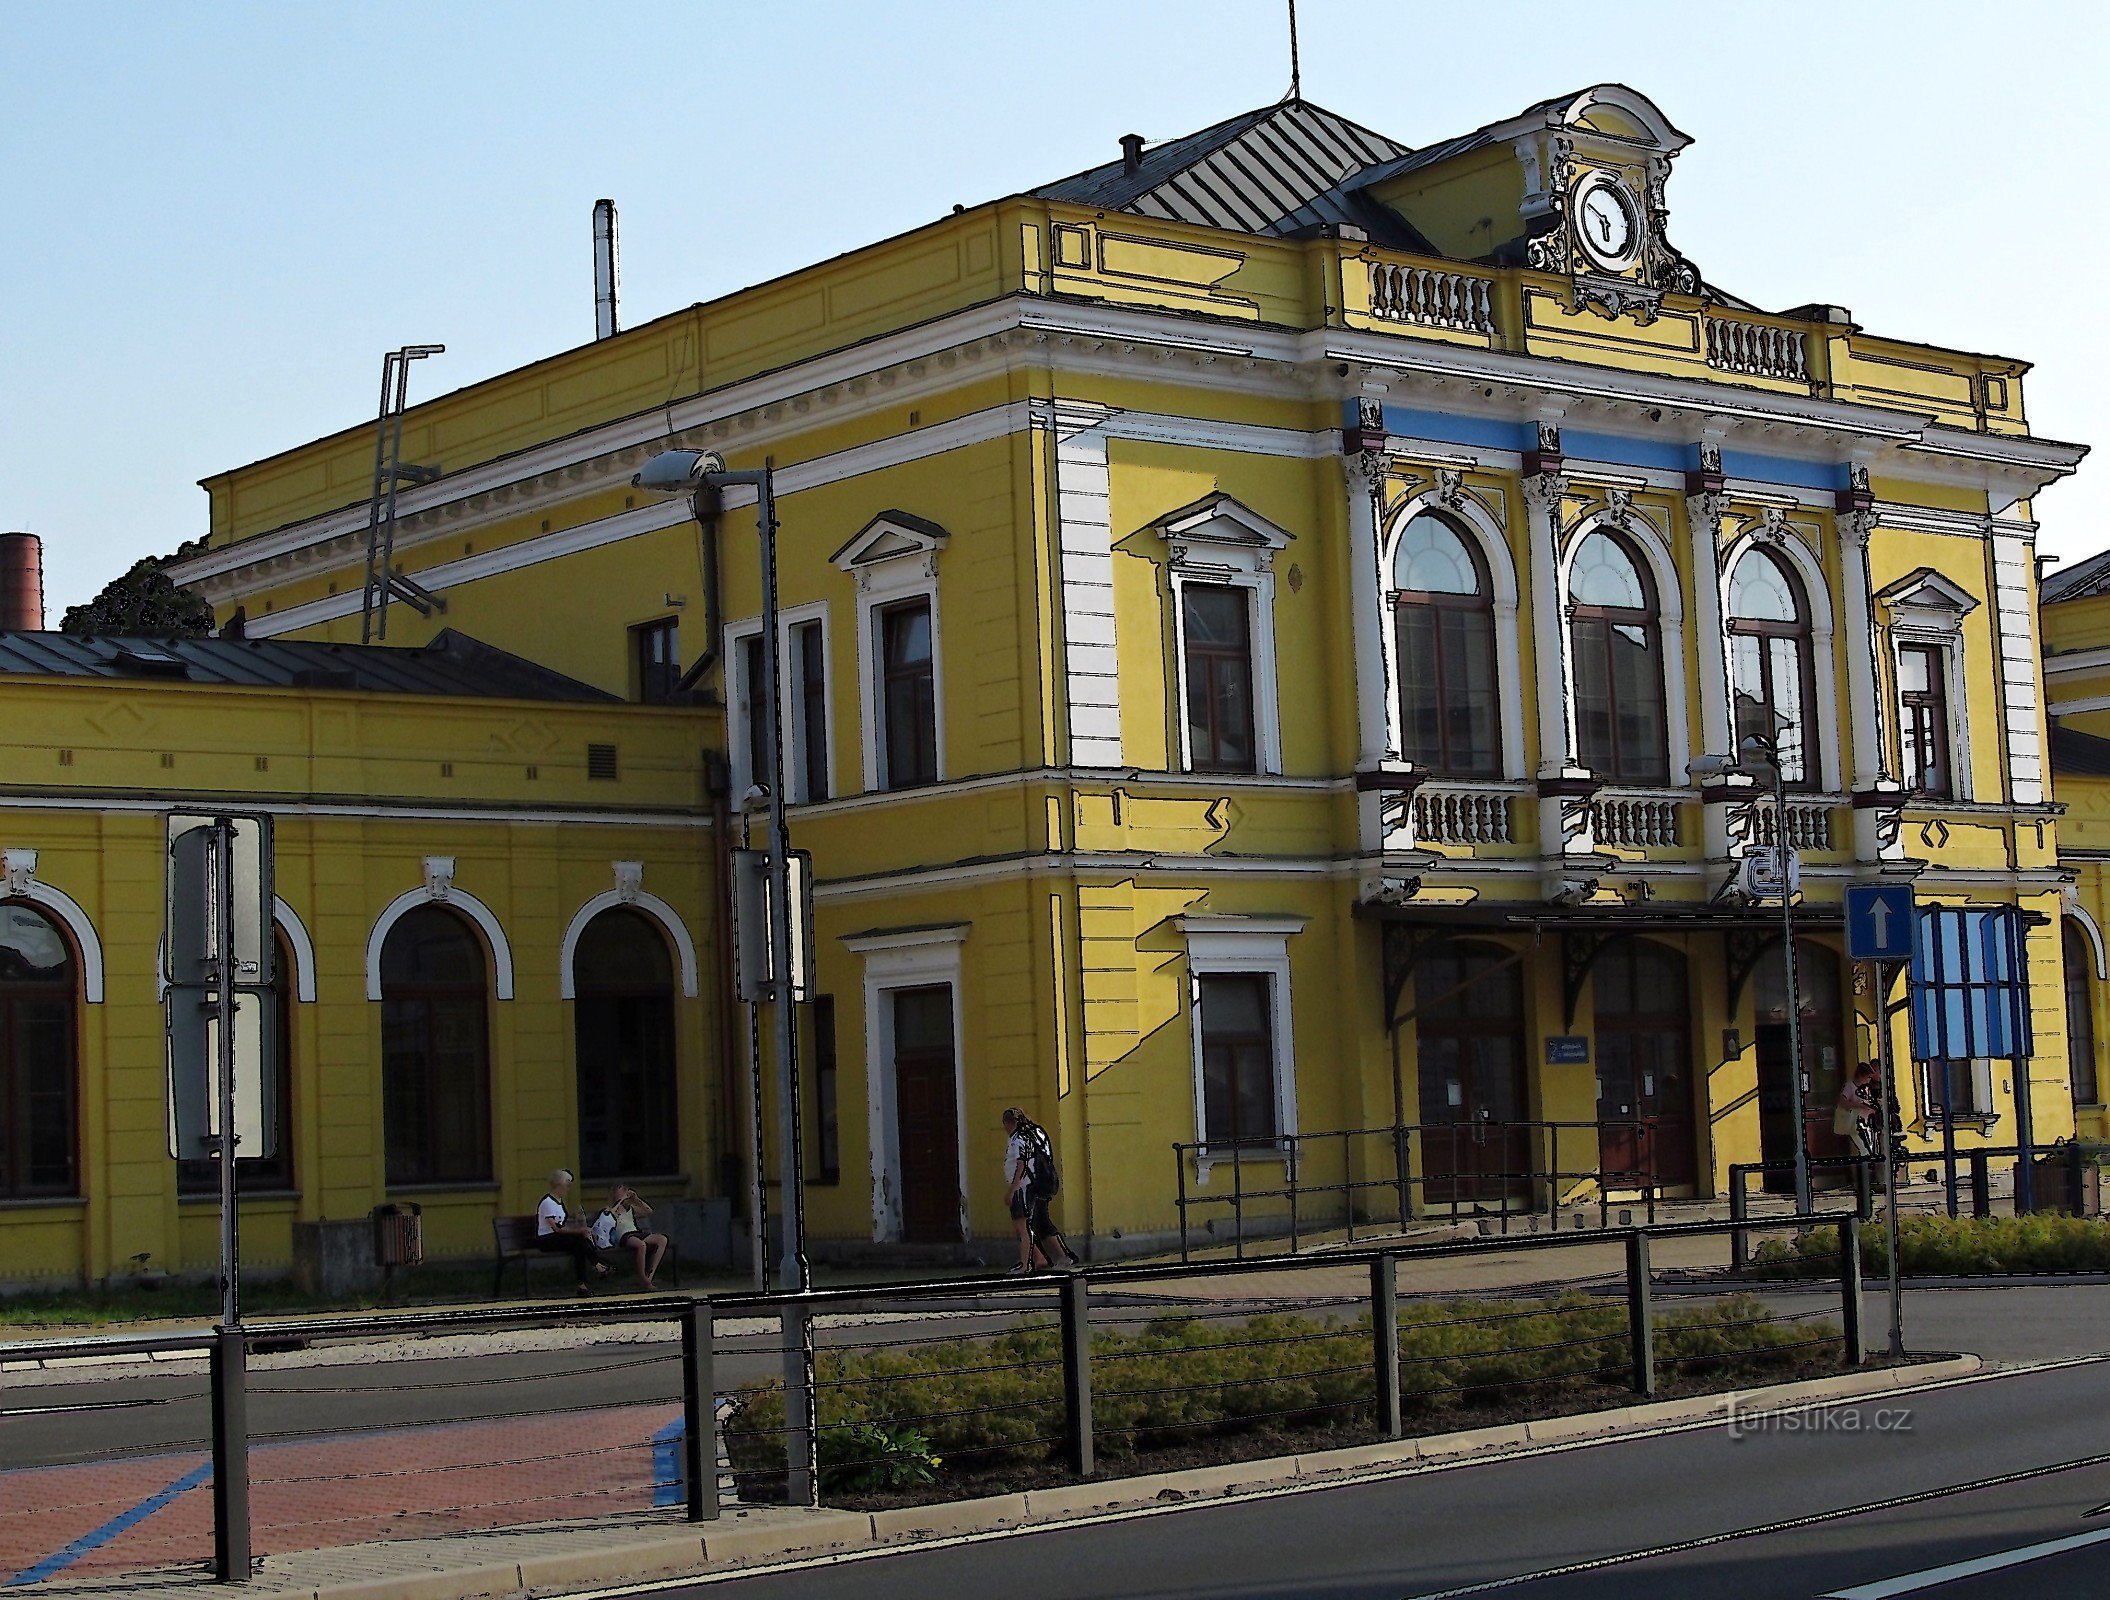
[1592,794,1681,850]
[1411,786,1514,846]
[1368,264,1496,334]
[1745,801,1835,853]
[1705,318,1809,383]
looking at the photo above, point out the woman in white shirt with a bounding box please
[535,1169,606,1291]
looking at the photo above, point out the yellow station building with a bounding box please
[1,84,2092,1285]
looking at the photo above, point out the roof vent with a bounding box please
[1120,133,1145,176]
[114,645,191,678]
[587,742,619,781]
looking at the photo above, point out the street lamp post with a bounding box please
[635,448,808,1294]
[1692,735,1811,1215]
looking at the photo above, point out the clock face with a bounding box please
[1571,172,1642,273]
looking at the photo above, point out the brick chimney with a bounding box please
[0,532,43,630]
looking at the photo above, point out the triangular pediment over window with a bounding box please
[830,510,950,574]
[1877,568,1979,618]
[1148,494,1295,553]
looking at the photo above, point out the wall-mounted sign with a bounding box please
[1545,1036,1590,1066]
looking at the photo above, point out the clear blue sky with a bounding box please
[4,0,2103,616]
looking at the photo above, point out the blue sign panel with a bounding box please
[1844,884,1916,962]
[1909,906,2032,1061]
[1545,1036,1590,1066]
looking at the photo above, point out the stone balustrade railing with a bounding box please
[1367,263,1497,335]
[1705,317,1809,383]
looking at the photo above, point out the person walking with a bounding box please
[535,1169,606,1293]
[1002,1108,1076,1274]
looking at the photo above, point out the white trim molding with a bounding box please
[842,923,970,1244]
[1558,505,1692,787]
[557,872,701,1000]
[835,511,949,793]
[365,867,517,1001]
[1176,914,1306,1169]
[725,599,836,806]
[1879,568,1979,803]
[1155,493,1293,777]
[272,897,318,1003]
[1,852,104,1004]
[1719,526,1843,792]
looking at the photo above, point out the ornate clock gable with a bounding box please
[1356,84,1701,321]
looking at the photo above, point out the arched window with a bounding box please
[180,930,296,1195]
[573,908,680,1178]
[1390,512,1501,776]
[1,903,76,1198]
[381,907,491,1186]
[2066,923,2100,1108]
[1728,548,1817,786]
[1569,530,1669,784]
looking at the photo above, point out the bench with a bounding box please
[492,1214,579,1296]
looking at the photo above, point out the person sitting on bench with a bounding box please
[535,1169,606,1292]
[592,1184,670,1289]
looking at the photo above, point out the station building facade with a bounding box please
[0,83,2090,1283]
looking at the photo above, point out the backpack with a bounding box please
[1024,1122,1061,1199]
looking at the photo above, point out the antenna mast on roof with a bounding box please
[1285,0,1302,103]
[360,344,447,644]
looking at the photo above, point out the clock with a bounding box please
[1570,171,1643,274]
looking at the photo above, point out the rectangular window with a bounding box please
[878,599,938,788]
[1182,583,1257,773]
[1920,1058,1990,1120]
[740,632,769,798]
[808,995,839,1184]
[1198,972,1279,1147]
[795,620,829,803]
[633,618,681,705]
[1899,644,1952,797]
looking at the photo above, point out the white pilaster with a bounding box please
[1043,400,1124,768]
[1687,489,1734,860]
[1343,452,1394,771]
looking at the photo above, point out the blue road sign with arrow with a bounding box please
[1844,883,1915,962]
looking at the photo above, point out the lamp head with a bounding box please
[632,448,726,494]
[1687,753,1740,783]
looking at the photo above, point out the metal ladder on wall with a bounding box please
[360,343,447,643]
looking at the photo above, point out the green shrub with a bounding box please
[725,1291,1835,1490]
[1753,1213,2110,1277]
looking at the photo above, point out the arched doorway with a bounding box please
[380,906,492,1186]
[573,907,679,1179]
[1415,940,1529,1205]
[1594,939,1696,1188]
[1,902,77,1198]
[2065,922,2101,1112]
[1753,938,1847,1190]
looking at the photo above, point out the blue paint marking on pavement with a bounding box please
[4,1458,212,1587]
[652,1416,684,1509]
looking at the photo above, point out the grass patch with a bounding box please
[727,1292,1835,1504]
[1752,1213,2110,1277]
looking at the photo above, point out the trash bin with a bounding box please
[372,1202,423,1296]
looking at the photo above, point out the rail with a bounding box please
[1170,1119,1672,1263]
[14,1210,1873,1586]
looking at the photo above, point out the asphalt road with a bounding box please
[6,1284,2107,1472]
[642,1358,2110,1600]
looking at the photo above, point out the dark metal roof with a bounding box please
[1033,100,1434,250]
[0,628,618,702]
[2043,547,2110,604]
[2052,723,2110,778]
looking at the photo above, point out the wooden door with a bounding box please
[1414,942,1531,1206]
[891,985,960,1242]
[1593,940,1697,1190]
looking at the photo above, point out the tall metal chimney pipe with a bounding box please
[593,199,621,341]
[0,532,44,631]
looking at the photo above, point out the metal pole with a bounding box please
[1839,1215,1866,1366]
[1060,1273,1095,1477]
[782,1302,816,1506]
[1625,1230,1655,1398]
[1876,960,1905,1359]
[210,1323,249,1583]
[214,819,240,1332]
[1940,1059,1960,1218]
[1774,763,1810,1216]
[681,1300,720,1521]
[1371,1254,1401,1438]
[1728,1167,1748,1272]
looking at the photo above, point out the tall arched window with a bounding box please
[2066,923,2100,1108]
[1,903,76,1197]
[381,907,491,1186]
[1390,512,1501,776]
[1569,529,1669,784]
[573,908,679,1178]
[1728,547,1817,786]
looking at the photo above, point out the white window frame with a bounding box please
[1918,1056,1997,1124]
[1718,529,1842,792]
[725,600,834,805]
[1157,497,1290,776]
[1880,569,1978,803]
[832,514,949,793]
[843,923,969,1243]
[1556,507,1691,787]
[1177,914,1305,1174]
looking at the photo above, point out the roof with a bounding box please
[0,628,618,702]
[2044,547,2110,604]
[1032,99,1434,250]
[2051,722,2110,778]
